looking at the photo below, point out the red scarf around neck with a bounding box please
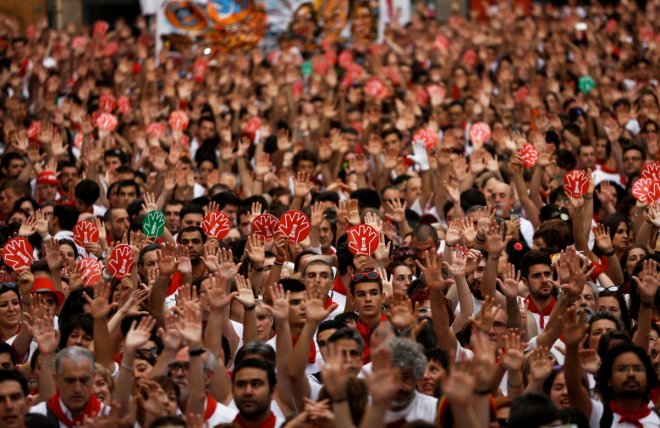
[357,314,389,363]
[292,336,317,363]
[524,296,556,329]
[205,392,218,421]
[48,390,102,427]
[233,411,277,428]
[609,400,651,428]
[324,296,336,310]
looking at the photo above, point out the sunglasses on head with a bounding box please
[597,285,620,293]
[0,283,18,293]
[351,271,380,281]
[393,248,417,259]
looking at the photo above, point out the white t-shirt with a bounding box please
[383,391,438,425]
[206,397,239,426]
[589,398,660,428]
[30,398,111,428]
[227,399,286,422]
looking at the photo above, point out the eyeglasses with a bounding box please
[351,271,380,281]
[392,248,417,259]
[597,286,619,293]
[168,362,189,372]
[614,364,645,374]
[417,307,431,315]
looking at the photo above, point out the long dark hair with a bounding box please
[596,343,657,403]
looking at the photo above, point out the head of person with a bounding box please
[349,271,383,321]
[622,144,646,176]
[178,226,206,262]
[621,245,647,279]
[597,290,631,330]
[601,214,630,250]
[577,144,597,169]
[211,192,241,226]
[586,311,626,351]
[1,180,31,215]
[302,260,334,296]
[163,199,184,234]
[508,392,560,428]
[232,358,276,423]
[254,301,275,342]
[0,284,21,330]
[577,283,598,312]
[316,319,342,360]
[542,367,570,410]
[403,176,422,205]
[12,197,38,218]
[92,363,114,405]
[387,338,427,411]
[35,171,60,202]
[327,327,365,376]
[388,261,414,294]
[484,180,515,219]
[520,251,553,302]
[417,348,448,397]
[104,207,130,241]
[292,149,317,175]
[116,180,140,209]
[410,224,439,257]
[138,243,161,279]
[49,205,80,234]
[0,370,30,428]
[153,376,181,418]
[0,343,16,371]
[0,153,26,180]
[74,180,101,213]
[59,314,93,350]
[279,279,307,327]
[179,204,204,229]
[30,277,65,316]
[55,347,95,414]
[596,343,657,403]
[104,149,128,173]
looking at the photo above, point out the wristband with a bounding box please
[507,380,523,389]
[244,305,256,311]
[188,347,206,357]
[584,194,594,200]
[474,388,491,396]
[273,260,283,266]
[252,265,264,272]
[603,248,617,257]
[642,301,654,308]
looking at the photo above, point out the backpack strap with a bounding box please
[600,402,614,428]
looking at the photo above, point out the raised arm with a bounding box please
[563,307,592,420]
[632,260,660,349]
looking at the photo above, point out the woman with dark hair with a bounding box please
[620,245,647,293]
[11,196,40,218]
[597,289,632,332]
[599,214,630,256]
[58,313,93,350]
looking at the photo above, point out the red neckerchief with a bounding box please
[48,390,102,427]
[333,276,347,295]
[608,400,651,428]
[204,392,218,421]
[324,296,335,310]
[292,336,316,363]
[356,314,389,363]
[233,411,277,428]
[524,296,556,329]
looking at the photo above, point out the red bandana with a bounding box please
[292,336,317,364]
[324,296,336,310]
[48,390,102,427]
[524,296,556,329]
[356,314,389,363]
[333,276,347,295]
[204,392,218,421]
[233,411,277,428]
[609,400,652,428]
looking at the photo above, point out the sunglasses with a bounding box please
[351,271,380,281]
[392,248,417,259]
[0,283,18,293]
[597,286,620,293]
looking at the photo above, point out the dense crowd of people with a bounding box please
[0,0,658,426]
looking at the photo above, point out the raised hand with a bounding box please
[470,296,502,333]
[175,301,203,347]
[561,253,595,299]
[264,283,290,322]
[366,346,401,404]
[125,316,156,352]
[500,330,525,372]
[496,263,521,299]
[245,235,266,267]
[384,197,407,224]
[217,248,241,282]
[234,275,256,308]
[83,281,118,320]
[444,218,462,246]
[561,306,587,347]
[43,238,64,271]
[444,247,467,277]
[305,287,337,324]
[443,360,476,407]
[389,292,415,330]
[484,221,510,257]
[201,240,220,273]
[579,348,601,374]
[633,259,660,305]
[202,275,235,312]
[471,329,498,386]
[293,171,313,198]
[415,250,454,292]
[320,343,350,400]
[593,224,614,253]
[527,347,553,383]
[157,314,182,352]
[18,216,37,237]
[157,243,177,276]
[141,192,158,213]
[30,312,60,355]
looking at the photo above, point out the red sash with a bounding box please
[356,314,389,363]
[292,336,317,364]
[204,392,218,421]
[233,411,277,428]
[324,296,336,310]
[333,276,347,295]
[525,296,556,329]
[47,390,102,427]
[609,400,651,428]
